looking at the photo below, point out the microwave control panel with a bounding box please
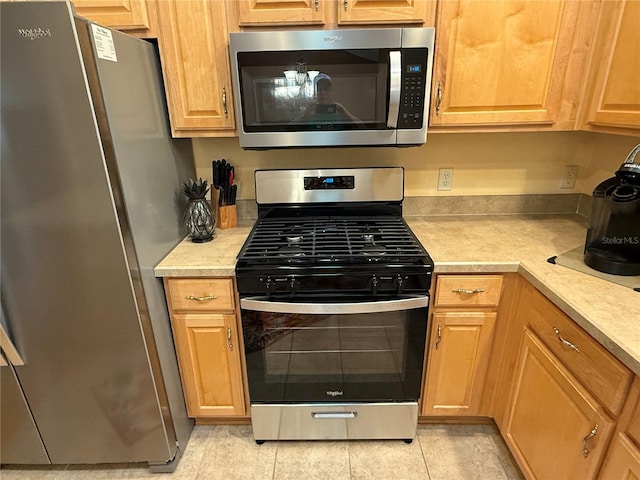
[398,48,429,129]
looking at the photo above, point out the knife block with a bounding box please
[211,190,237,229]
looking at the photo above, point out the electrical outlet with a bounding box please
[438,168,453,191]
[561,165,579,189]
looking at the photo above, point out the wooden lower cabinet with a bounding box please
[504,328,614,480]
[171,313,245,417]
[164,278,246,418]
[422,311,496,416]
[599,433,640,479]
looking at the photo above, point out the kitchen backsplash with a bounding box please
[193,130,639,204]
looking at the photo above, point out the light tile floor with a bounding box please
[1,424,523,480]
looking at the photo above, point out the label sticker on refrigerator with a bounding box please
[91,24,117,62]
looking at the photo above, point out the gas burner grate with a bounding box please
[237,216,428,266]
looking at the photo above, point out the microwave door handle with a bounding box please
[387,50,402,128]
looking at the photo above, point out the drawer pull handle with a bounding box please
[435,323,442,350]
[582,424,599,457]
[185,295,218,302]
[312,412,357,419]
[553,327,580,353]
[451,288,485,294]
[227,326,233,351]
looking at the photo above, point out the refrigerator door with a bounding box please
[0,361,49,465]
[0,309,49,465]
[0,1,184,465]
[76,16,194,462]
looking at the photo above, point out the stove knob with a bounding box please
[370,274,379,295]
[289,277,299,297]
[396,274,405,293]
[264,276,274,296]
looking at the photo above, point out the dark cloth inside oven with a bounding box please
[243,312,330,353]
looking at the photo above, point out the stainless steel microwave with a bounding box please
[229,28,435,149]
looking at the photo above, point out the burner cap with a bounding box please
[278,245,305,257]
[362,245,387,256]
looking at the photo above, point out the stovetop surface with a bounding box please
[236,215,432,268]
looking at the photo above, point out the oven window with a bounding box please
[236,49,389,132]
[242,308,427,403]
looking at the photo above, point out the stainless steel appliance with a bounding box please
[584,144,640,276]
[1,1,194,471]
[235,168,433,442]
[229,28,435,149]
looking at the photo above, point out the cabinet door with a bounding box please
[73,0,152,33]
[599,433,640,480]
[236,0,326,26]
[583,0,640,131]
[430,0,580,127]
[172,313,245,417]
[423,311,497,416]
[505,329,614,480]
[338,0,435,26]
[156,0,235,136]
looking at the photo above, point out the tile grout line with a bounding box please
[416,433,433,480]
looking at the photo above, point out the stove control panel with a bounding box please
[247,269,430,299]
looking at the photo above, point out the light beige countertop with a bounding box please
[155,214,640,376]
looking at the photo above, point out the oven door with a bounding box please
[240,296,428,404]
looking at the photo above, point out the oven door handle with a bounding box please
[240,296,429,314]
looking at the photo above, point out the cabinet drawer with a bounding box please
[525,289,632,416]
[166,278,235,312]
[434,275,503,307]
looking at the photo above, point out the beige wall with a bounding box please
[192,131,640,200]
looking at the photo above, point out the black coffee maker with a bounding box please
[584,144,640,276]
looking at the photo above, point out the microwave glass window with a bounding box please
[237,49,390,132]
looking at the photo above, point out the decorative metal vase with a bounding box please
[182,179,215,243]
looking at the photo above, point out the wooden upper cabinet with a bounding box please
[234,0,435,27]
[73,0,154,36]
[581,0,640,133]
[236,0,326,26]
[430,0,583,128]
[338,0,435,26]
[156,0,235,137]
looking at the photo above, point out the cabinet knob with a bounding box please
[451,288,485,294]
[582,424,599,457]
[185,295,218,302]
[436,81,443,116]
[222,86,228,118]
[553,327,580,353]
[227,326,233,351]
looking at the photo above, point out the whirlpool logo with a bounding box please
[18,27,52,40]
[602,236,640,245]
[326,390,344,397]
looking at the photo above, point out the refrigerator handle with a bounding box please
[0,317,24,366]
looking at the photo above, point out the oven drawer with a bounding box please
[251,403,419,441]
[166,278,235,312]
[435,275,503,307]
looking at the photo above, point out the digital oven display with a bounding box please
[304,176,355,190]
[407,64,421,73]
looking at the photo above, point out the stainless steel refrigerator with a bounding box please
[1,0,195,471]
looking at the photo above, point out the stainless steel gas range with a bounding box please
[235,167,433,443]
